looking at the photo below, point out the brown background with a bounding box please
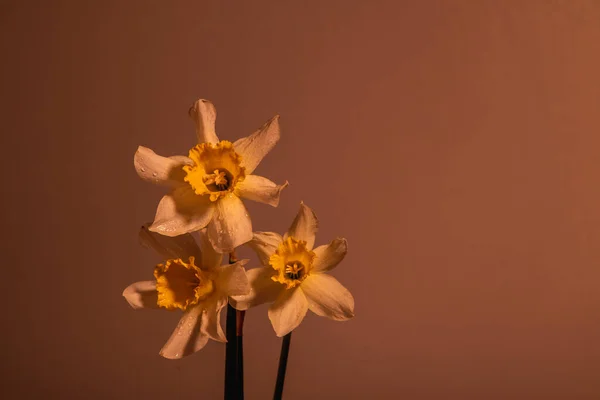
[2,1,600,399]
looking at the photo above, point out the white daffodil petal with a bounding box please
[207,194,252,253]
[201,296,227,343]
[285,202,319,250]
[312,238,348,273]
[235,175,288,207]
[230,267,284,310]
[169,155,194,164]
[160,305,208,359]
[195,228,223,270]
[302,274,354,321]
[189,99,219,144]
[139,223,202,261]
[248,231,283,266]
[233,115,280,174]
[268,287,308,337]
[216,260,250,297]
[150,186,215,237]
[122,281,159,309]
[134,146,189,187]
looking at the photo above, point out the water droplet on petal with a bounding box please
[140,168,146,172]
[152,172,157,177]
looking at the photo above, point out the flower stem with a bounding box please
[224,252,238,400]
[273,332,292,400]
[236,309,246,400]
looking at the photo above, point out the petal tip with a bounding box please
[147,223,177,237]
[280,181,290,192]
[147,223,160,233]
[189,98,215,115]
[135,145,150,153]
[271,181,289,208]
[273,327,288,338]
[159,350,181,360]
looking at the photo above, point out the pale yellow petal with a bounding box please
[285,202,318,250]
[201,296,227,343]
[235,175,288,207]
[302,274,354,321]
[169,155,194,164]
[230,267,284,310]
[233,115,280,174]
[268,287,308,337]
[207,194,252,253]
[139,224,201,261]
[122,281,159,309]
[195,228,223,270]
[134,146,190,187]
[215,260,250,297]
[149,186,215,237]
[248,232,283,266]
[188,99,219,144]
[159,305,208,359]
[312,238,348,273]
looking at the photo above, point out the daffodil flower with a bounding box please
[231,203,355,337]
[134,99,288,253]
[123,225,251,359]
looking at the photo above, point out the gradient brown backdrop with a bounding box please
[2,1,600,399]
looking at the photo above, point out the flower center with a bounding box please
[183,140,246,201]
[203,168,233,191]
[270,237,316,289]
[285,262,305,280]
[154,256,214,310]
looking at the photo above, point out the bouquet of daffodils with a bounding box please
[123,99,355,399]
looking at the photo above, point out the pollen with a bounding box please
[270,237,316,289]
[154,256,214,311]
[183,140,246,201]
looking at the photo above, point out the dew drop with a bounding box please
[140,168,146,172]
[152,172,158,177]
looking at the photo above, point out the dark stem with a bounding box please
[273,332,292,400]
[236,310,246,400]
[224,252,238,400]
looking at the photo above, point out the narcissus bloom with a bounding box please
[134,99,288,253]
[232,203,354,337]
[123,225,250,359]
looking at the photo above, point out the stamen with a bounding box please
[285,262,304,280]
[204,169,228,189]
